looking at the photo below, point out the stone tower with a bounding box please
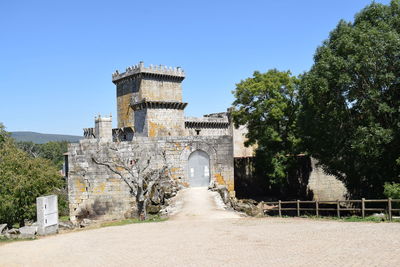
[112,62,187,137]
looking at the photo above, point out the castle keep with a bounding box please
[67,62,250,222]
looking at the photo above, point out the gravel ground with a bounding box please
[1,187,400,267]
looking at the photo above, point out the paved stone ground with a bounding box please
[1,187,400,267]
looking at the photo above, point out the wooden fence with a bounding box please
[263,198,400,221]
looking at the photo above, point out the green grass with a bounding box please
[59,216,70,222]
[100,216,167,228]
[0,236,36,244]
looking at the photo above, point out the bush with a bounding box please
[0,124,64,227]
[383,183,400,199]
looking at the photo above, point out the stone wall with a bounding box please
[307,158,347,201]
[232,125,256,157]
[186,127,230,136]
[140,77,182,102]
[116,78,138,128]
[184,115,231,137]
[67,135,234,222]
[146,109,186,137]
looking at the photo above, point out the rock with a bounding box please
[232,199,263,216]
[7,228,19,235]
[19,226,38,239]
[372,213,386,219]
[0,224,7,234]
[59,221,74,230]
[24,219,34,226]
[80,218,93,228]
[4,228,20,239]
[147,204,161,214]
[208,179,216,189]
[216,185,231,206]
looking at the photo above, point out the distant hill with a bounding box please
[11,131,83,144]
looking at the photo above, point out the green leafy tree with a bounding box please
[299,0,400,198]
[16,141,68,169]
[36,141,68,168]
[232,70,301,195]
[0,123,10,145]
[383,183,400,199]
[0,124,63,227]
[16,141,40,158]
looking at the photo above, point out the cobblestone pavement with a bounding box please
[1,188,400,267]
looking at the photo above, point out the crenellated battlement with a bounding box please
[112,61,185,83]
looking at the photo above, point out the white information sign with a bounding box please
[37,195,59,235]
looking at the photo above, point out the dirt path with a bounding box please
[1,188,400,266]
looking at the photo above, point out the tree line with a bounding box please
[231,0,400,199]
[0,124,68,227]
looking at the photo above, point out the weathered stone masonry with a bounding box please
[68,62,237,222]
[68,135,233,222]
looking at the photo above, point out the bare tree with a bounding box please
[91,144,172,220]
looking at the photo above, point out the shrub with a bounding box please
[383,183,400,199]
[0,125,63,227]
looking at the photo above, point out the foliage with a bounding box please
[0,124,64,227]
[55,187,69,217]
[299,0,400,198]
[384,183,400,199]
[16,141,68,169]
[0,123,10,145]
[231,70,301,195]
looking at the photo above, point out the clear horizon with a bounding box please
[0,0,390,135]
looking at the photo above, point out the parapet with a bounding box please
[185,115,230,129]
[112,61,185,84]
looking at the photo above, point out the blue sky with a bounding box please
[0,0,390,135]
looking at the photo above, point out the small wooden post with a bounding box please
[337,200,340,218]
[388,198,392,222]
[297,200,300,217]
[278,200,282,217]
[361,198,365,218]
[316,200,319,217]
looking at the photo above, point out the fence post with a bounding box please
[337,200,340,218]
[388,198,392,222]
[297,200,300,217]
[361,198,365,218]
[278,200,282,217]
[316,200,319,217]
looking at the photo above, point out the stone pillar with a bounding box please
[95,115,112,142]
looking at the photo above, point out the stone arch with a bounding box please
[180,141,217,186]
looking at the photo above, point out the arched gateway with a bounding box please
[188,150,210,187]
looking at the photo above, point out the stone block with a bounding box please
[19,226,38,239]
[0,223,7,234]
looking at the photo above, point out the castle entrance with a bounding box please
[188,150,210,187]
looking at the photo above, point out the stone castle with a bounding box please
[66,62,252,222]
[66,62,347,223]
